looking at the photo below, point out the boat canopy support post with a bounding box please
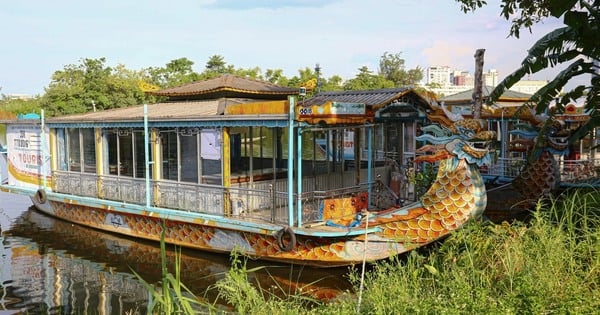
[367,125,373,208]
[144,104,151,208]
[41,109,47,190]
[223,127,231,216]
[296,125,303,228]
[287,96,295,227]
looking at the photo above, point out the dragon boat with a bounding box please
[480,106,574,222]
[0,76,494,267]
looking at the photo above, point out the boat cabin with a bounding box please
[2,76,435,229]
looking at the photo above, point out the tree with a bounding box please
[457,0,600,140]
[320,75,344,91]
[42,58,155,116]
[264,69,289,86]
[344,66,395,90]
[378,52,424,87]
[145,57,200,88]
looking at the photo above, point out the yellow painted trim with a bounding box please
[95,128,104,175]
[49,129,57,190]
[225,100,289,115]
[222,127,231,216]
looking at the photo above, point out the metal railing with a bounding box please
[479,156,600,184]
[479,157,526,179]
[558,158,600,183]
[53,170,291,225]
[52,165,397,227]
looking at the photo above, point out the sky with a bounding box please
[0,0,571,96]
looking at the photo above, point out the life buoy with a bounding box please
[276,226,296,252]
[35,189,47,204]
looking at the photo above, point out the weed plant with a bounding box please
[136,189,599,314]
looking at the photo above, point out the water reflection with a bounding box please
[0,192,352,314]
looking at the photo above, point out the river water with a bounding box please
[0,191,353,314]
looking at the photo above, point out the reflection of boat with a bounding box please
[4,208,153,314]
[6,208,349,304]
[1,145,7,184]
[0,75,493,267]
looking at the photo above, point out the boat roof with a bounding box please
[440,86,533,105]
[300,87,432,110]
[46,99,289,128]
[146,74,299,100]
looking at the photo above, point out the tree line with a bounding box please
[0,52,423,117]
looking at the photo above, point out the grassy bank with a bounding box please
[144,189,600,314]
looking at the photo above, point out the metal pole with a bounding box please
[296,127,303,227]
[287,96,295,227]
[41,109,47,189]
[144,104,150,207]
[367,126,373,207]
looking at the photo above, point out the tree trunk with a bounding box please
[472,49,485,119]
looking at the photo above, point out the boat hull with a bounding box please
[30,195,417,268]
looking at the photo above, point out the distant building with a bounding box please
[5,94,34,100]
[508,80,548,95]
[427,66,499,97]
[483,69,498,87]
[426,66,452,86]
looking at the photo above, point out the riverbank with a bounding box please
[173,188,599,314]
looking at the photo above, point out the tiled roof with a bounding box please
[146,74,298,100]
[47,99,254,123]
[300,87,426,109]
[440,86,532,103]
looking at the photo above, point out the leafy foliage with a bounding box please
[2,51,423,116]
[41,58,158,116]
[378,51,423,87]
[458,0,600,144]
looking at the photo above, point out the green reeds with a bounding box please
[340,189,600,314]
[130,223,211,314]
[213,251,321,314]
[135,189,599,314]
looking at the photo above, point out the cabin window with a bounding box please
[67,128,81,172]
[200,129,222,184]
[106,130,118,175]
[101,128,152,178]
[161,130,178,181]
[374,124,385,161]
[81,128,96,173]
[56,128,68,171]
[133,130,148,178]
[118,129,134,177]
[64,128,96,173]
[159,128,221,184]
[403,122,416,162]
[180,129,199,183]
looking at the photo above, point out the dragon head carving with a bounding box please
[415,103,496,165]
[509,111,570,158]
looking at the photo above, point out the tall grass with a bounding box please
[130,225,213,314]
[336,188,600,314]
[135,189,600,314]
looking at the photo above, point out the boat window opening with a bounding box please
[180,130,199,183]
[403,122,416,164]
[161,130,178,181]
[200,128,222,185]
[118,129,134,177]
[56,128,68,171]
[67,128,81,172]
[81,128,96,173]
[133,130,149,179]
[106,130,118,175]
[375,124,386,162]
